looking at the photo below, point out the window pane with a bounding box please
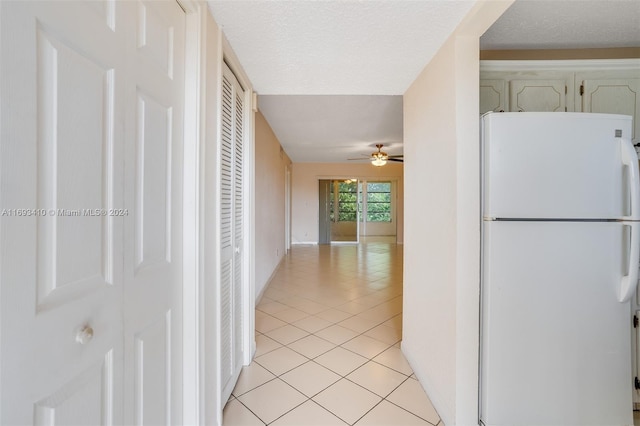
[367,182,391,193]
[367,203,389,213]
[339,182,357,193]
[368,192,391,203]
[358,183,364,222]
[366,182,391,222]
[367,212,391,222]
[338,181,358,222]
[329,182,335,221]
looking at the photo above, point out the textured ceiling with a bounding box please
[209,0,640,164]
[258,95,403,163]
[207,0,476,95]
[207,0,478,163]
[481,0,640,50]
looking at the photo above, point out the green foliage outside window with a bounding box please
[330,180,392,223]
[337,182,358,222]
[366,182,391,222]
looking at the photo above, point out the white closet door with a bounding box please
[0,2,125,423]
[219,63,245,404]
[233,81,245,374]
[0,1,186,424]
[122,1,186,425]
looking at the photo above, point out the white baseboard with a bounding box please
[255,256,286,305]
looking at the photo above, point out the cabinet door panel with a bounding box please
[582,78,640,143]
[480,79,506,113]
[509,79,566,112]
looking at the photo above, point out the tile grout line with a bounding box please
[229,244,441,425]
[233,396,268,425]
[241,342,409,403]
[256,312,402,367]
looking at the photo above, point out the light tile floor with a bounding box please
[223,242,443,426]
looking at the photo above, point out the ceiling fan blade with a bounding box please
[347,144,403,163]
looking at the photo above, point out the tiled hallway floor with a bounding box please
[223,242,442,426]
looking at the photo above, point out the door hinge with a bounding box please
[565,85,568,95]
[634,315,638,328]
[579,84,584,96]
[635,377,640,390]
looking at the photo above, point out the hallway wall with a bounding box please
[401,1,513,425]
[255,111,292,300]
[290,162,404,244]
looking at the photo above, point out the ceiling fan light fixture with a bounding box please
[371,145,388,166]
[371,156,387,166]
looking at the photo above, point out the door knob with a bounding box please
[75,325,94,345]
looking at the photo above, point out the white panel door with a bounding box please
[0,1,185,424]
[509,79,566,112]
[0,2,125,423]
[582,78,640,144]
[122,1,185,425]
[481,221,633,426]
[219,63,245,404]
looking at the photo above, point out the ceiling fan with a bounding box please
[348,144,403,166]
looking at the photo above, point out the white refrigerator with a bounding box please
[480,112,639,426]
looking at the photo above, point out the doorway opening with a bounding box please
[319,179,397,244]
[319,179,359,244]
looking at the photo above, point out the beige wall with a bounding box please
[291,162,404,244]
[401,1,513,425]
[403,33,458,422]
[255,111,292,300]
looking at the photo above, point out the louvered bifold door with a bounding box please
[233,81,244,372]
[220,62,245,404]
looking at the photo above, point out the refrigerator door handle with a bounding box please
[619,222,640,303]
[621,137,640,220]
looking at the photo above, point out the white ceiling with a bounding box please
[207,0,476,95]
[208,0,640,163]
[258,95,403,163]
[481,0,640,50]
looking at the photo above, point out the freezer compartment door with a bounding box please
[480,221,633,426]
[482,112,636,220]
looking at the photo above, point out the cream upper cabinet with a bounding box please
[509,79,567,112]
[480,79,507,113]
[480,60,640,142]
[581,78,640,143]
[480,78,570,113]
